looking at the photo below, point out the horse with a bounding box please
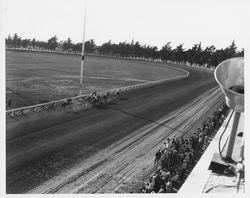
[102,92,109,101]
[61,98,72,110]
[115,89,120,96]
[92,94,101,105]
[87,92,97,103]
[87,91,111,107]
[97,92,110,107]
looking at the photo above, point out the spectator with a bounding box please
[141,186,147,193]
[154,173,162,192]
[161,169,169,180]
[166,138,171,150]
[189,150,194,164]
[165,179,173,193]
[158,185,166,193]
[154,150,162,165]
[162,142,167,154]
[148,177,155,192]
[161,155,169,169]
[144,182,150,193]
[180,159,187,181]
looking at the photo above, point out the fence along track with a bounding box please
[6,71,189,118]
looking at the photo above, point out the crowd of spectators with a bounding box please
[139,103,229,193]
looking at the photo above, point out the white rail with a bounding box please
[6,71,189,118]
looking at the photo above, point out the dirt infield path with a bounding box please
[6,64,222,193]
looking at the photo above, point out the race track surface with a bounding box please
[6,62,222,193]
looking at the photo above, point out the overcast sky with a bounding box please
[3,0,249,50]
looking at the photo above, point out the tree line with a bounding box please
[6,33,244,68]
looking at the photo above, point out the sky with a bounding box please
[3,0,249,50]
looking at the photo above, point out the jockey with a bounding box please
[89,92,97,103]
[103,92,109,101]
[115,89,120,96]
[66,98,72,104]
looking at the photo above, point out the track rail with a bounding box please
[6,71,189,118]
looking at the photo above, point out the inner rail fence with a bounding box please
[6,71,189,118]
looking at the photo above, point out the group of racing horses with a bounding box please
[61,90,120,110]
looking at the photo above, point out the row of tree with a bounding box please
[5,34,96,53]
[6,33,244,68]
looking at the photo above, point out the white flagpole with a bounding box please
[79,7,86,95]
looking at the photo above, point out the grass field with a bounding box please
[6,51,185,109]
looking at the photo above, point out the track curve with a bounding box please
[6,61,220,193]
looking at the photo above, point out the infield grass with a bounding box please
[6,51,185,109]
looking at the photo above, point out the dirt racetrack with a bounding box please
[6,59,223,193]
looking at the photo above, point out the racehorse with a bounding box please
[61,98,72,109]
[102,92,109,101]
[98,92,110,106]
[115,89,120,96]
[92,94,101,105]
[87,92,102,105]
[87,92,97,103]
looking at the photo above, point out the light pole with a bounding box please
[79,7,87,95]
